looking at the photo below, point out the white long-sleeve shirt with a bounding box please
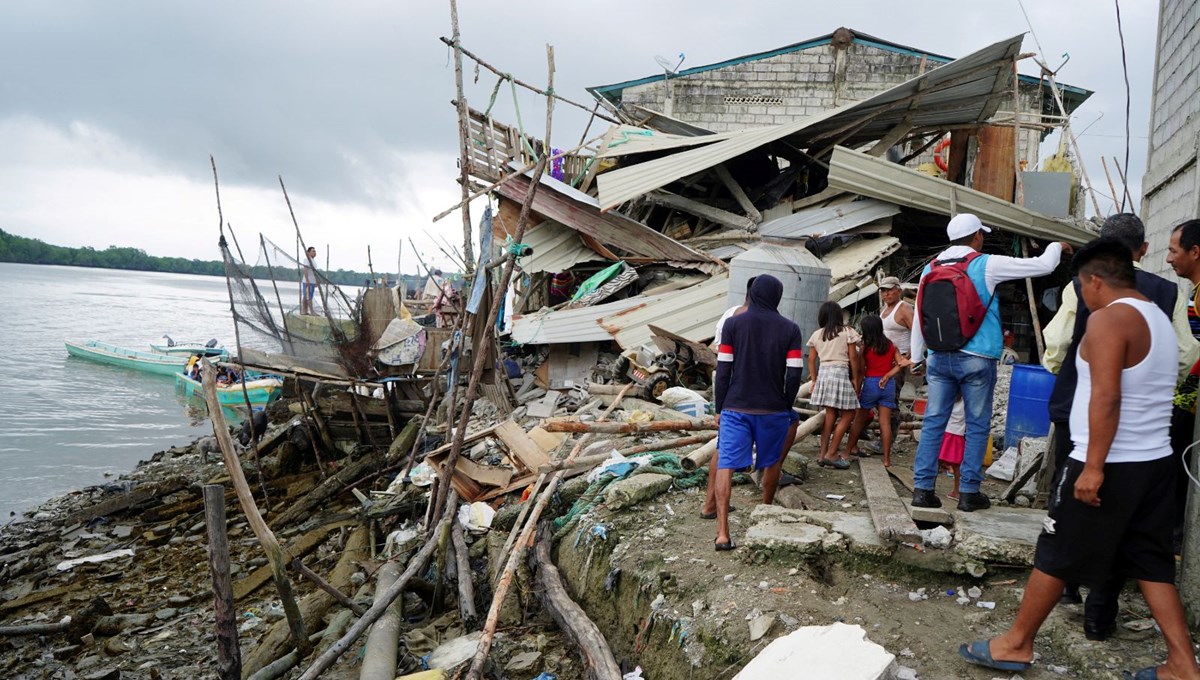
[910,242,1064,361]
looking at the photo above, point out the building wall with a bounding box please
[1142,0,1200,276]
[617,39,1046,168]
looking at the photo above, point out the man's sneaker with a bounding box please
[912,488,942,508]
[957,492,992,512]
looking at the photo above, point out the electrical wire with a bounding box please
[1113,0,1134,212]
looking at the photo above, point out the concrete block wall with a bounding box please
[1142,0,1200,276]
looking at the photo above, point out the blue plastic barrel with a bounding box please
[1004,364,1056,448]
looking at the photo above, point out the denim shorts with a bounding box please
[858,376,897,410]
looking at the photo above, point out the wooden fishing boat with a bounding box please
[174,372,283,407]
[149,337,228,357]
[65,340,190,376]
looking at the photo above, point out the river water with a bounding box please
[0,262,288,518]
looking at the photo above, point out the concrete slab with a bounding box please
[748,506,891,557]
[953,506,1046,566]
[734,622,897,679]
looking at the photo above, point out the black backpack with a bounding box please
[916,252,994,351]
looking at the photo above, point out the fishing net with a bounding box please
[220,232,375,377]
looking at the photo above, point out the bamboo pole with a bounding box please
[428,43,557,531]
[204,484,241,680]
[200,362,311,660]
[1020,238,1046,360]
[448,0,476,272]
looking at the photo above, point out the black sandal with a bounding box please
[700,506,737,520]
[715,539,736,552]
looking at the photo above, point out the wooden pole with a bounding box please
[291,559,366,617]
[204,484,241,680]
[451,519,477,623]
[1020,238,1046,360]
[295,494,456,680]
[448,0,476,272]
[437,36,619,125]
[539,419,716,434]
[1012,58,1025,207]
[200,362,311,660]
[680,437,719,472]
[429,42,557,531]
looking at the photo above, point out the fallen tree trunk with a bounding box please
[617,433,715,456]
[533,525,621,680]
[296,494,456,680]
[540,420,715,434]
[270,450,382,528]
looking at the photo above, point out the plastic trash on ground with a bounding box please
[425,631,483,670]
[985,447,1019,481]
[409,461,437,487]
[457,501,496,533]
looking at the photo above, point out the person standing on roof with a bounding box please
[301,246,318,316]
[1042,214,1198,639]
[909,213,1070,512]
[711,275,805,551]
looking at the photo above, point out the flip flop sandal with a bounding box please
[714,539,736,552]
[699,506,737,520]
[1123,667,1160,680]
[831,458,851,470]
[957,640,1032,672]
[776,473,800,488]
[817,459,832,468]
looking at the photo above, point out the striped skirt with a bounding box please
[810,364,860,411]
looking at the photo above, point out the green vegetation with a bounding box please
[0,228,430,288]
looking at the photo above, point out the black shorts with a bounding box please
[1034,455,1177,586]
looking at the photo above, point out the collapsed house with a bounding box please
[459,29,1094,401]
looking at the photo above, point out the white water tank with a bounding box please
[727,244,831,348]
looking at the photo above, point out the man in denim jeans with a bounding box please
[909,214,1071,512]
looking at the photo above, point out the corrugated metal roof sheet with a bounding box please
[821,237,902,283]
[509,273,730,346]
[597,126,745,159]
[825,146,1097,243]
[495,171,715,263]
[520,221,605,274]
[596,34,1025,210]
[598,273,731,350]
[758,199,900,239]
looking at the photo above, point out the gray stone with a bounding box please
[154,608,177,621]
[112,526,133,539]
[749,613,777,641]
[166,595,190,606]
[605,473,673,510]
[745,517,830,554]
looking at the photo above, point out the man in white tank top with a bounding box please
[960,239,1199,679]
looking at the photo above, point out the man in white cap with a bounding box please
[909,214,1071,512]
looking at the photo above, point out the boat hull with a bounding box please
[174,373,283,407]
[65,340,189,376]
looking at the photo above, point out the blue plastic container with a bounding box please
[1004,363,1056,448]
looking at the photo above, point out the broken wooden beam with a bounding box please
[540,419,715,434]
[67,476,189,525]
[291,559,366,617]
[859,457,922,544]
[451,519,477,623]
[680,438,719,472]
[534,525,622,680]
[645,190,757,231]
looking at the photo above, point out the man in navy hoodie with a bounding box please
[712,275,805,550]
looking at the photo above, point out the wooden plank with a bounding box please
[645,190,757,231]
[0,582,84,613]
[972,125,1016,201]
[859,457,922,543]
[527,426,565,453]
[494,420,553,472]
[232,520,355,601]
[68,477,190,525]
[887,466,955,525]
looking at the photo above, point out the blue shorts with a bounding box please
[303,282,317,300]
[858,377,897,410]
[717,410,793,471]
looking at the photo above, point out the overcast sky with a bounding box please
[0,1,1158,273]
